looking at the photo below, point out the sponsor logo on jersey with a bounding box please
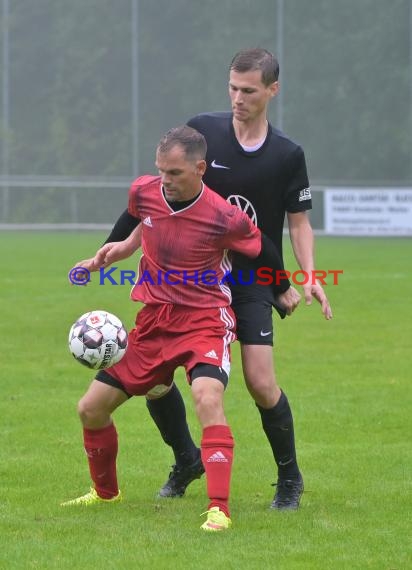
[226,195,258,226]
[298,188,312,202]
[211,159,230,170]
[143,216,153,227]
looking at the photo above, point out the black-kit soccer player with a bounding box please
[87,48,332,510]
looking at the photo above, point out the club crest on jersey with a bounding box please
[298,188,311,202]
[226,195,258,226]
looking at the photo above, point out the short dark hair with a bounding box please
[157,125,207,161]
[230,48,279,85]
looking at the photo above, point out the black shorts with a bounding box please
[97,362,228,395]
[190,363,228,388]
[231,281,277,346]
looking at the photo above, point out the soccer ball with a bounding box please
[68,310,128,370]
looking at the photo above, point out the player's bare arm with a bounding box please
[95,224,142,268]
[69,223,142,283]
[69,215,142,279]
[287,211,332,320]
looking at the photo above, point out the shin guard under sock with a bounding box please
[201,425,234,517]
[83,423,119,499]
[257,390,300,480]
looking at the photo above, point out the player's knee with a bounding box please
[245,370,277,392]
[197,392,220,411]
[194,389,223,419]
[77,397,103,426]
[244,370,280,407]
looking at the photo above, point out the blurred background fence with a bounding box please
[1,0,411,233]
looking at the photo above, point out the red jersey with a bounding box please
[128,175,261,307]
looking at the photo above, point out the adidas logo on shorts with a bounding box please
[204,349,218,359]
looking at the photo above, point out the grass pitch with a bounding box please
[0,232,410,569]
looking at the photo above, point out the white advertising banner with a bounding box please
[324,188,412,236]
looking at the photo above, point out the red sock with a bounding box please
[201,424,234,517]
[83,423,119,499]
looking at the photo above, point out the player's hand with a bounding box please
[68,257,100,286]
[99,226,142,267]
[303,281,333,320]
[96,240,137,268]
[93,243,118,268]
[276,286,301,316]
[73,257,101,273]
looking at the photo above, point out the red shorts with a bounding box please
[102,304,236,396]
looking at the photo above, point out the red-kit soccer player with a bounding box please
[62,125,300,531]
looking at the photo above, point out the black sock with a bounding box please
[146,383,199,468]
[257,390,301,480]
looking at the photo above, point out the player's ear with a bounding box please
[196,160,207,177]
[268,81,279,98]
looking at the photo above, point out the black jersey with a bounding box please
[187,112,311,268]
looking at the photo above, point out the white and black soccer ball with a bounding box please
[68,310,128,370]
